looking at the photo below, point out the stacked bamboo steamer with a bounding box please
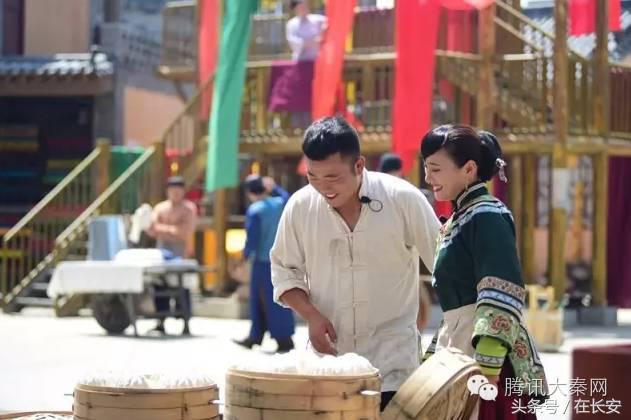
[381,348,481,420]
[73,381,219,420]
[224,368,381,420]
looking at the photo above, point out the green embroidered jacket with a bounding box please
[423,183,549,398]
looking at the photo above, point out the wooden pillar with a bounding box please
[408,155,421,188]
[522,154,537,284]
[549,0,570,302]
[509,155,523,254]
[477,4,496,129]
[593,0,611,135]
[589,3,609,306]
[592,152,608,306]
[213,189,229,293]
[151,141,165,205]
[569,156,584,261]
[255,67,270,132]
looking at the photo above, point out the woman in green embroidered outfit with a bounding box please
[420,125,548,419]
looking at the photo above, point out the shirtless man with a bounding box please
[145,176,197,334]
[147,176,197,258]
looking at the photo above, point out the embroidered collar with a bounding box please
[453,182,487,211]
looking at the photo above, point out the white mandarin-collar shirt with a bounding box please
[271,170,440,391]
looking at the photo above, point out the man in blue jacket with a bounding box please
[234,175,296,353]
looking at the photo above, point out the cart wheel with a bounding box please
[91,295,131,334]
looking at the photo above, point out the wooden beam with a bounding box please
[509,155,523,256]
[593,0,610,135]
[592,152,608,305]
[522,154,537,284]
[255,66,270,132]
[549,0,570,302]
[477,4,496,129]
[213,189,229,294]
[150,141,165,205]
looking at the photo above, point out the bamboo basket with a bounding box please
[223,368,381,420]
[381,348,481,420]
[73,383,219,420]
[523,285,564,352]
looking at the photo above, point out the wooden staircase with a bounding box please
[0,77,212,314]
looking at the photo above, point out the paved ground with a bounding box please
[1,308,630,418]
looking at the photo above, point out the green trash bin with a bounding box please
[110,146,145,213]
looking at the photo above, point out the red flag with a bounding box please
[440,0,494,10]
[392,0,440,175]
[570,0,621,36]
[311,0,357,120]
[298,0,357,176]
[198,0,220,117]
[439,10,473,101]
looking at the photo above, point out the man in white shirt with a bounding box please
[270,117,440,411]
[286,0,327,61]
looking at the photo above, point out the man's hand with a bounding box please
[305,310,337,355]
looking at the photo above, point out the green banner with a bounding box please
[205,0,258,192]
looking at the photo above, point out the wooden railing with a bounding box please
[610,64,631,138]
[0,145,106,304]
[495,0,595,135]
[162,75,213,187]
[160,4,395,69]
[240,53,395,141]
[161,0,631,141]
[56,146,161,251]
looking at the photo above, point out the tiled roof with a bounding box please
[0,52,114,78]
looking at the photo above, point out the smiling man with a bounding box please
[270,116,440,411]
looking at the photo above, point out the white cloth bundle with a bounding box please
[77,369,215,389]
[129,203,153,244]
[231,350,377,376]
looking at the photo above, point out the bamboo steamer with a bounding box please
[73,383,219,420]
[381,348,481,420]
[0,413,72,419]
[224,368,381,420]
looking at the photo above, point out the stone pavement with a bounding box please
[1,308,630,418]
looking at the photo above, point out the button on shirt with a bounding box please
[286,14,327,61]
[270,170,440,392]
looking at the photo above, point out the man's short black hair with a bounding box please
[290,0,304,10]
[166,175,185,188]
[244,174,265,195]
[378,153,402,173]
[302,116,361,162]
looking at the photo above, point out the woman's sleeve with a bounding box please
[464,209,526,374]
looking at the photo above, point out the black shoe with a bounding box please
[276,338,295,354]
[150,322,165,334]
[233,338,258,349]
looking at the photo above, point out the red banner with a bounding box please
[392,0,440,175]
[198,0,220,117]
[311,0,357,120]
[570,0,621,36]
[440,0,494,10]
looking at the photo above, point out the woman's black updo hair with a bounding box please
[420,124,503,182]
